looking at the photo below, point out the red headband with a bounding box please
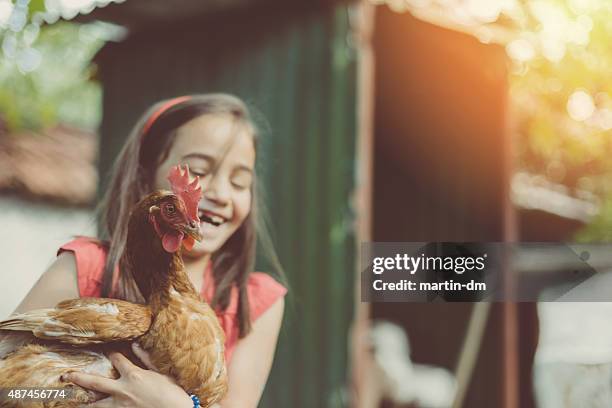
[141,96,191,138]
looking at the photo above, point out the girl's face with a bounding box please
[154,113,255,256]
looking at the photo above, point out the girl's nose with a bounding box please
[202,173,230,204]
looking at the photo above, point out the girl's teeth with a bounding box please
[199,211,225,225]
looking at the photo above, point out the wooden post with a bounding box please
[501,74,519,408]
[349,1,376,407]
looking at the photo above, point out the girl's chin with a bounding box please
[182,240,217,259]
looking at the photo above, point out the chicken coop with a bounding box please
[356,3,602,407]
[77,1,363,407]
[367,6,524,408]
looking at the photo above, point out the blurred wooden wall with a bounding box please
[370,6,519,408]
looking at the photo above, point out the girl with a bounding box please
[13,94,287,407]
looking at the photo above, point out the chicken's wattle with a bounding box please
[162,231,184,253]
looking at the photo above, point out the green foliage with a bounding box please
[0,19,105,132]
[27,0,44,17]
[575,196,612,242]
[508,1,612,241]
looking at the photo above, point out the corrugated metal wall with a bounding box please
[96,4,357,407]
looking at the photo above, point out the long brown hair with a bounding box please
[97,93,285,337]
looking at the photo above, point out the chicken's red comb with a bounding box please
[167,165,202,221]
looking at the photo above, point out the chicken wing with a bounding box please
[0,298,151,345]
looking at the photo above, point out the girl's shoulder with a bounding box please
[57,236,109,297]
[245,272,287,321]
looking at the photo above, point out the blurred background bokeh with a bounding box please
[0,0,111,323]
[1,0,611,407]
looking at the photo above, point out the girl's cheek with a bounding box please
[235,192,252,223]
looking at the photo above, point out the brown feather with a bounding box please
[0,344,118,407]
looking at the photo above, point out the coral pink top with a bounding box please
[58,237,287,363]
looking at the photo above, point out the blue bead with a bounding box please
[190,394,201,408]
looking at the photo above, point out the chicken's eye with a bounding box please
[166,204,176,214]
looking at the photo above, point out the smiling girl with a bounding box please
[13,94,287,407]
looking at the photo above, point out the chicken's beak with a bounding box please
[182,221,203,242]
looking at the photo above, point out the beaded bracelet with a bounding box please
[190,394,201,408]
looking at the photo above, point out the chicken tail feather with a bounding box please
[0,310,53,332]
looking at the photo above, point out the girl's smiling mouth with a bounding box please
[199,209,228,226]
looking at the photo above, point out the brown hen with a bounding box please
[0,165,227,408]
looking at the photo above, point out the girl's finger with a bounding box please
[63,372,118,395]
[108,351,138,377]
[79,396,115,408]
[132,342,158,371]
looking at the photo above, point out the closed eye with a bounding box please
[190,169,209,177]
[231,171,252,190]
[231,181,249,190]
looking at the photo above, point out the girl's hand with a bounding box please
[62,344,193,408]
